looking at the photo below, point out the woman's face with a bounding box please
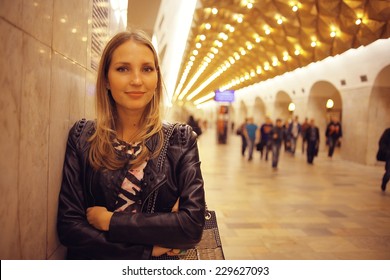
[107,40,158,115]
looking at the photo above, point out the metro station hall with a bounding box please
[1,0,390,260]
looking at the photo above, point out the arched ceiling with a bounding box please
[172,0,390,106]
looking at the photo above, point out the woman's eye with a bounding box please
[143,66,155,72]
[117,67,128,72]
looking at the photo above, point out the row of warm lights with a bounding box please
[181,27,307,102]
[182,22,356,100]
[180,2,365,104]
[184,36,259,101]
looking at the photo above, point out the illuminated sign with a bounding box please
[214,89,235,102]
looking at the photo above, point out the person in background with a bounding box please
[237,118,248,157]
[325,116,342,158]
[305,119,320,164]
[271,118,284,169]
[187,115,202,137]
[258,117,273,161]
[57,30,205,259]
[283,119,291,152]
[243,117,258,161]
[377,127,390,192]
[301,117,309,154]
[287,115,301,155]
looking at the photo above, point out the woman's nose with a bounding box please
[130,71,142,85]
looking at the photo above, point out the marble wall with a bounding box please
[0,0,96,259]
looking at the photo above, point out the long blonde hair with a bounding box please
[89,30,164,170]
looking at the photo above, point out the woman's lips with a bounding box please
[125,91,144,97]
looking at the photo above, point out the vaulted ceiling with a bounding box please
[172,0,390,106]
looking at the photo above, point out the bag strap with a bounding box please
[147,123,176,213]
[156,123,176,171]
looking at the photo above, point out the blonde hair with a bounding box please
[89,30,164,170]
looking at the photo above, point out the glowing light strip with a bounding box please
[177,65,207,100]
[194,92,215,105]
[186,71,221,101]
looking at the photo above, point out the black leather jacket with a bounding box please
[57,119,205,259]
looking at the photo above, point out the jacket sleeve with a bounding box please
[57,121,152,259]
[379,128,390,160]
[109,125,206,249]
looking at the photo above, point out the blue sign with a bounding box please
[214,89,235,102]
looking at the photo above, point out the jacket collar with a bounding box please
[144,122,171,153]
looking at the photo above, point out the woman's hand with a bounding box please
[152,246,185,257]
[86,206,113,231]
[152,246,172,257]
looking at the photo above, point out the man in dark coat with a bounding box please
[325,116,342,158]
[305,119,320,164]
[378,128,390,192]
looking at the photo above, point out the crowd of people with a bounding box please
[238,116,390,192]
[237,116,341,169]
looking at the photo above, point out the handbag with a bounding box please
[376,149,386,162]
[150,123,225,260]
[151,206,225,260]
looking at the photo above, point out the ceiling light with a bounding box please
[205,23,211,29]
[330,31,337,37]
[355,18,362,25]
[247,3,253,9]
[283,52,289,61]
[196,43,202,48]
[311,41,317,47]
[212,8,218,15]
[292,5,298,12]
[237,16,243,23]
[326,99,334,109]
[194,92,215,105]
[199,34,206,41]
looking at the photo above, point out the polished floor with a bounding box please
[196,128,390,260]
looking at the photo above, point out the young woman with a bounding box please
[57,30,205,259]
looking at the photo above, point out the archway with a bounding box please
[274,91,292,123]
[367,64,390,164]
[254,97,266,126]
[307,81,342,151]
[237,100,248,125]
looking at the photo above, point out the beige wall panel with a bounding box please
[0,0,23,28]
[22,0,53,46]
[52,0,89,66]
[18,34,51,259]
[0,19,23,260]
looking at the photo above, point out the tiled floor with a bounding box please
[196,128,390,260]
